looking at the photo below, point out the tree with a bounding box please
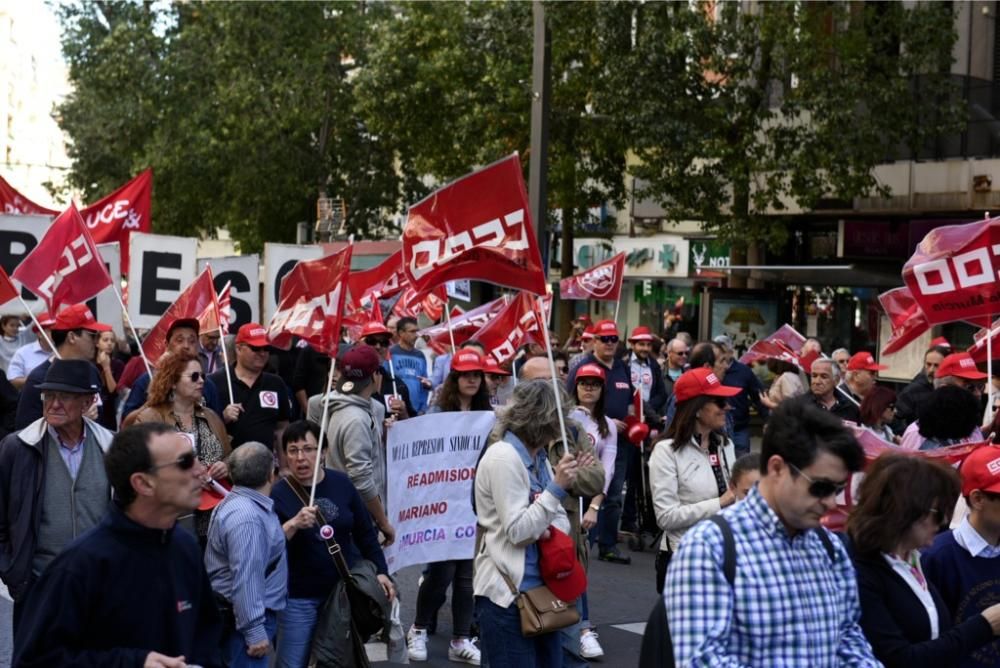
[610,1,962,261]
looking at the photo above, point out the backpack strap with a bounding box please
[706,515,736,585]
[816,527,841,563]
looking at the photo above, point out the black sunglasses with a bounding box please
[710,398,728,408]
[184,372,203,382]
[787,461,848,499]
[364,337,391,348]
[243,344,269,353]
[147,451,197,473]
[598,335,619,344]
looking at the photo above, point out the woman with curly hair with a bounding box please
[132,351,231,542]
[900,385,983,451]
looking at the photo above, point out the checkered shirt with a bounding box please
[665,486,882,667]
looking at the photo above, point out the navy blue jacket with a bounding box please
[566,352,635,420]
[13,504,223,667]
[721,361,767,430]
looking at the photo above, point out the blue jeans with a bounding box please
[731,426,751,458]
[597,435,630,552]
[229,610,278,668]
[475,596,562,667]
[276,596,324,668]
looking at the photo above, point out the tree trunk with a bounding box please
[559,206,575,342]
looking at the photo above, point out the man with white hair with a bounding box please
[798,357,861,424]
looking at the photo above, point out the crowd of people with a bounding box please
[1,302,1000,667]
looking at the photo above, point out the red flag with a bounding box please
[402,154,546,298]
[0,266,18,305]
[0,174,57,215]
[878,287,931,356]
[559,253,625,301]
[142,267,219,365]
[764,324,807,352]
[196,281,232,336]
[737,339,801,366]
[395,285,447,321]
[12,203,113,311]
[268,247,353,355]
[78,170,152,272]
[418,297,507,354]
[347,250,406,310]
[472,292,546,364]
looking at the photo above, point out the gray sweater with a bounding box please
[308,391,386,503]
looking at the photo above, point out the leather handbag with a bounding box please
[498,570,580,637]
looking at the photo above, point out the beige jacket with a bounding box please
[473,440,570,608]
[648,435,735,552]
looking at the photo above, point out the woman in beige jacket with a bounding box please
[649,367,740,593]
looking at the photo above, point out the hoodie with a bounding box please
[308,391,386,503]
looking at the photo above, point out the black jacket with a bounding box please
[896,373,933,425]
[852,550,993,668]
[13,504,223,667]
[799,391,861,424]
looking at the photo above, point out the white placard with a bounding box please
[877,313,932,382]
[89,243,123,336]
[127,232,198,329]
[263,243,323,325]
[383,411,496,574]
[197,254,260,330]
[0,214,53,313]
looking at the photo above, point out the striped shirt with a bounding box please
[205,486,288,645]
[665,486,881,667]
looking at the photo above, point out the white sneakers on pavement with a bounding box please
[407,626,428,662]
[580,629,605,659]
[448,637,482,665]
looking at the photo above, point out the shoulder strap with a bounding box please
[285,476,354,582]
[816,527,839,563]
[706,515,736,585]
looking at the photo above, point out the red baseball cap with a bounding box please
[628,326,654,342]
[51,304,111,332]
[580,325,595,341]
[538,527,587,602]
[451,349,486,373]
[575,314,592,324]
[33,311,55,331]
[575,363,606,382]
[846,352,888,372]
[936,352,988,380]
[930,337,952,350]
[359,320,391,338]
[483,356,511,376]
[673,367,741,403]
[592,320,619,338]
[959,445,1000,497]
[236,323,270,347]
[167,318,200,341]
[337,344,381,393]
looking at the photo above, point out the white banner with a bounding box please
[263,243,322,325]
[89,243,123,337]
[127,232,198,328]
[0,214,53,313]
[197,254,260,330]
[383,411,496,574]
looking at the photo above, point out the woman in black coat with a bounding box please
[847,454,1000,668]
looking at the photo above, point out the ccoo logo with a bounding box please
[578,265,616,298]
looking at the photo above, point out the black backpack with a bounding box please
[638,515,838,668]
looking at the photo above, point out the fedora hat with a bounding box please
[36,359,100,394]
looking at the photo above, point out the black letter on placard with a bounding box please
[140,252,182,316]
[214,270,252,330]
[274,260,298,305]
[0,230,40,301]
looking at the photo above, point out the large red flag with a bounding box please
[559,253,625,301]
[142,267,219,365]
[418,297,507,354]
[878,286,931,356]
[0,266,18,305]
[395,284,447,321]
[402,154,546,298]
[471,292,546,364]
[12,203,113,311]
[196,281,232,336]
[764,324,807,352]
[78,170,152,272]
[738,338,801,366]
[347,250,406,310]
[0,175,56,215]
[268,247,353,355]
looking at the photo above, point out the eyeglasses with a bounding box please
[147,451,197,473]
[673,350,689,356]
[364,337,391,348]
[598,335,619,344]
[184,372,203,382]
[578,379,603,389]
[556,365,568,375]
[710,398,729,408]
[41,391,88,404]
[787,461,848,499]
[240,344,269,353]
[834,358,849,365]
[926,507,950,528]
[286,445,319,458]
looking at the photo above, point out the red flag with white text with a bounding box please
[347,250,406,310]
[0,174,57,215]
[12,203,113,311]
[878,286,931,356]
[559,253,625,301]
[78,170,152,272]
[471,292,546,364]
[396,284,447,321]
[268,247,353,355]
[402,154,546,298]
[418,297,507,354]
[142,267,219,365]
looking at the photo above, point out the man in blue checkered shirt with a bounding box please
[665,400,881,667]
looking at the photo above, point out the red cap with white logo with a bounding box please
[959,445,1000,497]
[575,363,606,382]
[846,351,888,372]
[359,320,391,338]
[673,367,741,403]
[451,349,486,373]
[935,352,988,380]
[236,323,270,347]
[592,320,619,338]
[580,325,595,341]
[628,326,654,342]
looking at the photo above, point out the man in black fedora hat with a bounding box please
[0,358,114,631]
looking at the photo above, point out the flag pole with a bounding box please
[219,327,234,405]
[310,357,337,507]
[113,286,152,378]
[444,302,457,354]
[613,299,621,327]
[536,295,570,467]
[989,318,994,418]
[210,277,235,405]
[18,298,60,360]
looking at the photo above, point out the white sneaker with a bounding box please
[580,629,604,659]
[448,637,481,665]
[407,626,428,662]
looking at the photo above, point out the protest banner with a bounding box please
[197,254,260,330]
[263,243,323,324]
[383,411,496,574]
[90,243,124,337]
[127,232,198,329]
[0,214,51,312]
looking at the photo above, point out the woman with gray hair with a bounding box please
[473,380,595,666]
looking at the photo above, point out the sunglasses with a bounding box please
[242,344,269,353]
[674,350,689,356]
[927,507,950,529]
[184,372,203,382]
[710,398,728,408]
[147,451,197,473]
[787,461,848,499]
[598,335,619,344]
[364,337,391,348]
